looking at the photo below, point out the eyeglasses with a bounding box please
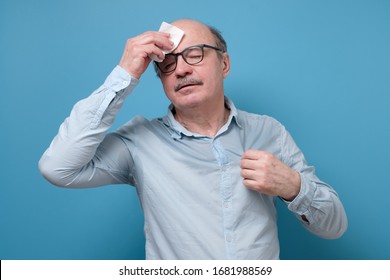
[155,44,224,74]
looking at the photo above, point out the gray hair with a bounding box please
[208,24,227,53]
[153,23,227,77]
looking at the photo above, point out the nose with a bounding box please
[174,55,193,77]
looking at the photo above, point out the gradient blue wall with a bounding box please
[1,0,389,259]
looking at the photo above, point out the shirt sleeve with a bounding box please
[280,126,348,239]
[38,66,139,188]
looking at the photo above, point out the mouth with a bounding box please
[174,78,203,92]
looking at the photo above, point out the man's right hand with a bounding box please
[119,31,173,79]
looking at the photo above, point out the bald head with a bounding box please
[171,19,227,52]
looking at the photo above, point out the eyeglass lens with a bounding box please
[158,46,204,73]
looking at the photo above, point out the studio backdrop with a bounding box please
[1,0,389,259]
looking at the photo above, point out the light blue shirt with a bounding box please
[39,66,347,259]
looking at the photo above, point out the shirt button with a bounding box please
[122,80,129,86]
[226,235,232,243]
[223,201,229,208]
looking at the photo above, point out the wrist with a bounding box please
[282,171,301,201]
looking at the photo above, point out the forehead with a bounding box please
[171,20,215,50]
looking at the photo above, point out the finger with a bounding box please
[242,178,258,191]
[137,31,173,51]
[241,150,257,160]
[127,43,165,63]
[243,178,273,195]
[155,32,175,51]
[119,43,164,78]
[240,168,257,179]
[146,45,166,61]
[136,31,169,43]
[240,158,258,170]
[241,149,269,160]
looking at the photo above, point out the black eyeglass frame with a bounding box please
[154,44,224,74]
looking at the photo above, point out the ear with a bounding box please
[221,53,230,78]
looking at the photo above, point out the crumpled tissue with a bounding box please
[149,21,184,62]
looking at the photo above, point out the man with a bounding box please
[39,19,347,259]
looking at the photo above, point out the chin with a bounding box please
[173,92,205,109]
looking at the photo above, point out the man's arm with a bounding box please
[280,127,347,239]
[240,125,348,239]
[39,31,173,188]
[38,66,138,187]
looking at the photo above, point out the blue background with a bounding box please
[1,0,389,260]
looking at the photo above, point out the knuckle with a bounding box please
[141,31,153,37]
[257,161,269,171]
[263,152,274,160]
[126,38,135,46]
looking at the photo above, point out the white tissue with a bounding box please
[149,21,184,62]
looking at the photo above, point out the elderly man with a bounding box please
[39,19,347,259]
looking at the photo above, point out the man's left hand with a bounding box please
[240,150,301,201]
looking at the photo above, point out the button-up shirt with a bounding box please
[39,66,348,259]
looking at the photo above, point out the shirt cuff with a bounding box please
[89,66,139,129]
[103,65,139,93]
[285,173,316,216]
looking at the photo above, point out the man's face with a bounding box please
[159,20,230,112]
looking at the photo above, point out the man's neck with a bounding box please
[174,101,229,138]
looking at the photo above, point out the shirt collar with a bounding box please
[161,96,242,140]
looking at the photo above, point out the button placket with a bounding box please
[212,138,236,258]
